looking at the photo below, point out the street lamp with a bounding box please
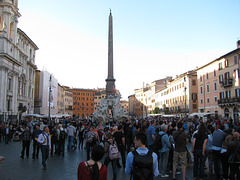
[183,76,187,119]
[48,74,52,124]
[184,86,187,119]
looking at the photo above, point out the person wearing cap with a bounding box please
[38,126,51,170]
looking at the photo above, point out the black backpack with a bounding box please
[59,130,66,140]
[154,133,164,151]
[132,150,153,180]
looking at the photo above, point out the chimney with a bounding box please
[237,40,240,49]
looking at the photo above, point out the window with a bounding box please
[206,84,210,92]
[220,92,224,100]
[206,73,209,79]
[235,88,240,98]
[200,86,203,94]
[192,93,197,102]
[201,99,203,104]
[214,70,217,77]
[192,80,196,86]
[234,56,238,65]
[219,74,223,83]
[207,98,210,103]
[225,72,230,80]
[219,62,222,70]
[234,69,239,78]
[193,104,197,109]
[214,96,218,102]
[225,59,229,67]
[214,82,217,91]
[200,76,202,82]
[225,90,231,99]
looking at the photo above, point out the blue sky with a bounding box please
[18,0,240,100]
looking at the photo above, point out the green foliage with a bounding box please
[153,107,160,114]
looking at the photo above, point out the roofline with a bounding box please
[196,48,240,71]
[17,28,39,50]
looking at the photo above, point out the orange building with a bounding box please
[70,89,96,118]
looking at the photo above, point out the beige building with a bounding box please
[135,77,172,117]
[0,1,38,122]
[196,41,240,121]
[155,71,198,117]
[218,41,240,121]
[63,86,73,116]
[196,59,221,118]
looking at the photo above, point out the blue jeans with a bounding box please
[104,157,117,180]
[67,136,74,150]
[159,151,169,175]
[193,149,206,179]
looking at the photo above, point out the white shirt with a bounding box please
[37,132,51,148]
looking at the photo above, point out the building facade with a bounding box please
[196,58,221,118]
[63,86,73,116]
[71,88,96,118]
[134,77,172,117]
[0,0,38,122]
[128,94,143,118]
[57,83,64,114]
[217,43,240,121]
[155,71,198,117]
[34,70,58,115]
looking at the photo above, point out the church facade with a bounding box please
[0,0,38,122]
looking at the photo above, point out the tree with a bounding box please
[153,107,160,114]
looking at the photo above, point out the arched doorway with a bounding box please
[224,108,230,119]
[233,107,239,122]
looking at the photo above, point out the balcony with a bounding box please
[221,78,233,87]
[218,97,240,107]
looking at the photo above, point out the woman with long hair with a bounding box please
[78,145,107,180]
[192,123,208,180]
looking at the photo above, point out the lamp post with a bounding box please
[48,74,52,124]
[184,86,187,119]
[184,76,187,120]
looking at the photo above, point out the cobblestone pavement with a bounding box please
[0,140,215,180]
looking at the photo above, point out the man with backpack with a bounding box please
[125,131,159,180]
[157,124,171,177]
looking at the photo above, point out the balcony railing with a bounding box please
[218,97,240,107]
[221,78,233,87]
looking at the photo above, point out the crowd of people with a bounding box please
[1,116,240,180]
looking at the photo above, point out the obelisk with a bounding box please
[106,10,116,96]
